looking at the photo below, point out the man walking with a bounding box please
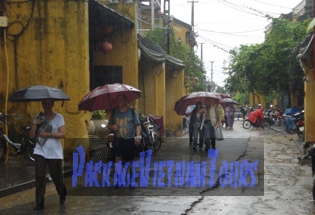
[108,94,141,164]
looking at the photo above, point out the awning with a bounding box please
[138,34,166,62]
[293,32,313,62]
[138,34,185,70]
[165,54,185,71]
[89,0,135,34]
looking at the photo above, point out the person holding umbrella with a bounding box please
[108,94,141,165]
[202,98,222,150]
[189,101,204,151]
[30,99,67,210]
[225,103,236,129]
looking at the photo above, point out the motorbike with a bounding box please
[139,115,162,154]
[273,109,283,126]
[243,107,271,129]
[242,117,271,129]
[284,110,304,135]
[183,115,190,130]
[264,109,275,126]
[295,111,305,140]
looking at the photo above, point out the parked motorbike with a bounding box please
[295,111,305,140]
[183,115,190,130]
[274,109,283,126]
[139,115,162,154]
[298,143,315,204]
[264,109,275,126]
[284,110,304,135]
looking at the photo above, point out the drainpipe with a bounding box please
[4,28,10,162]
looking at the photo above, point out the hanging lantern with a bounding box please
[103,26,113,35]
[98,41,113,53]
[156,10,163,16]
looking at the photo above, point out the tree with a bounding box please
[144,28,206,93]
[224,17,311,106]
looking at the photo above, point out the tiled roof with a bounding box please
[138,34,185,70]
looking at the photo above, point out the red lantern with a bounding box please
[98,41,113,53]
[103,26,113,35]
[156,10,163,16]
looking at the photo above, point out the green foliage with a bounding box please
[224,17,311,104]
[233,91,249,106]
[92,110,106,119]
[144,28,206,93]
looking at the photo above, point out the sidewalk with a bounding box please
[0,157,72,198]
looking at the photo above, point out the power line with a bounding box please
[252,0,295,10]
[216,0,265,18]
[196,27,266,35]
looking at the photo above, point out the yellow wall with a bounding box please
[249,92,266,108]
[165,69,185,135]
[304,71,315,142]
[0,1,90,155]
[172,22,189,46]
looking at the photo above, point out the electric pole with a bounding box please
[200,42,204,61]
[187,0,198,32]
[164,0,170,54]
[210,61,214,83]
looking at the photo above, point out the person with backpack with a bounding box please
[108,94,141,164]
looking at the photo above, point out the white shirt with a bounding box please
[33,113,65,159]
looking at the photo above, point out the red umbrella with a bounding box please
[78,83,141,111]
[174,91,220,115]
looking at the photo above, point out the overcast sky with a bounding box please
[168,0,304,87]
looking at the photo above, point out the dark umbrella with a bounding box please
[78,83,141,111]
[221,97,239,105]
[8,85,70,102]
[174,91,220,115]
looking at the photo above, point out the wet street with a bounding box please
[0,120,314,215]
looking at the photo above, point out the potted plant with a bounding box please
[89,110,108,138]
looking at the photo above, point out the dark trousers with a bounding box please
[34,154,66,207]
[190,126,204,147]
[189,125,193,145]
[312,155,315,201]
[199,129,204,148]
[204,122,216,149]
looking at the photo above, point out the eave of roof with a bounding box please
[293,32,313,61]
[138,34,166,62]
[89,0,135,32]
[138,34,186,70]
[165,54,186,71]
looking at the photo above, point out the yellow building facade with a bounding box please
[0,0,190,159]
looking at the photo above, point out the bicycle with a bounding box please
[0,112,35,162]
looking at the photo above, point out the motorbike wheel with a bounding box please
[0,139,7,162]
[298,131,305,141]
[153,134,162,152]
[242,120,251,129]
[275,118,282,126]
[263,122,270,129]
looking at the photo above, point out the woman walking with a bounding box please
[225,104,236,129]
[190,101,204,151]
[30,99,67,210]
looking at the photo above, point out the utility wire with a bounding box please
[196,27,265,35]
[216,0,265,18]
[252,0,295,9]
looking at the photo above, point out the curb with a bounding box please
[0,169,72,198]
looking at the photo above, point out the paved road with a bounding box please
[0,120,311,215]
